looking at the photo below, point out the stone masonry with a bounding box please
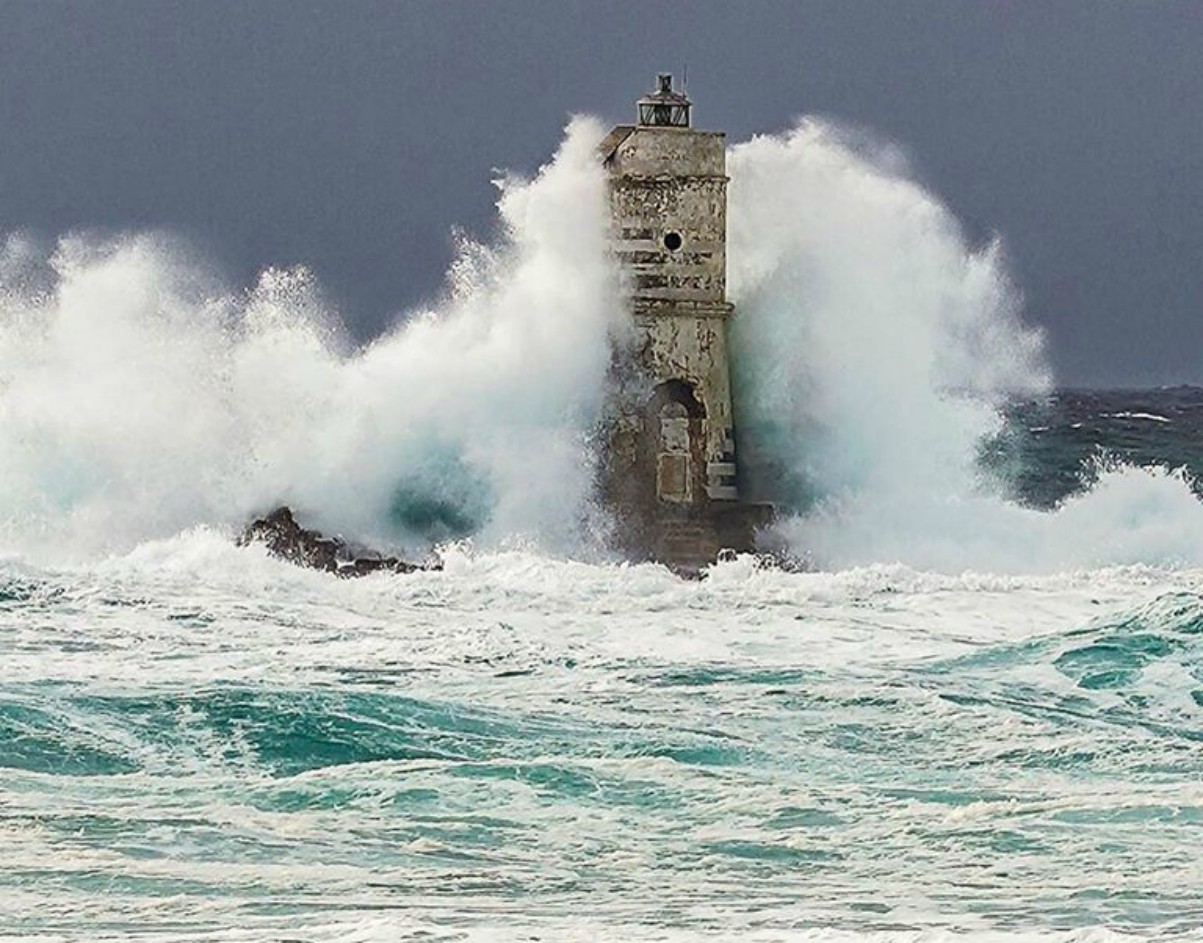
[599,75,771,572]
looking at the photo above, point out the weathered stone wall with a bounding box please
[633,310,736,499]
[607,126,737,503]
[607,128,725,178]
[600,122,771,570]
[609,129,728,307]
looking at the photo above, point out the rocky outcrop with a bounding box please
[239,506,439,577]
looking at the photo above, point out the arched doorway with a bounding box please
[645,379,706,506]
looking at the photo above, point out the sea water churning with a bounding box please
[5,74,1203,943]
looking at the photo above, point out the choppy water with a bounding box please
[3,115,1203,940]
[997,387,1203,509]
[2,393,1203,942]
[4,557,1203,942]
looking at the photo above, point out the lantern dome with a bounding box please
[637,73,691,128]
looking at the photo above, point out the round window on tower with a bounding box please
[663,231,683,252]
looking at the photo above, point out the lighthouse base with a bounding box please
[611,501,776,577]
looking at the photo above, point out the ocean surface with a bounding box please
[3,389,1203,943]
[4,118,1203,942]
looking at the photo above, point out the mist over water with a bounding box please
[2,116,1203,572]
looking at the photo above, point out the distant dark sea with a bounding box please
[995,386,1203,507]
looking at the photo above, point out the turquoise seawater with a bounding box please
[2,536,1202,942]
[2,102,1200,940]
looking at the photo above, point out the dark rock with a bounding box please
[238,506,440,577]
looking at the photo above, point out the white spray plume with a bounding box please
[5,113,1203,574]
[0,117,623,562]
[727,120,1203,573]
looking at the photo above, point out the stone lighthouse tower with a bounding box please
[600,75,767,569]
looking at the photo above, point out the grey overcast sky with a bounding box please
[0,1,1199,387]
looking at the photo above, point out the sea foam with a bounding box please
[3,116,1203,573]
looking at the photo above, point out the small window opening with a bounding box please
[663,231,683,252]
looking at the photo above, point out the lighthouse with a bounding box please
[599,74,769,570]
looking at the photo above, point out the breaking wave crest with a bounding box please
[0,118,622,563]
[3,115,1203,573]
[727,121,1203,572]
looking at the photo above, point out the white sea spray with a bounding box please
[727,121,1203,572]
[4,117,1203,577]
[0,118,623,562]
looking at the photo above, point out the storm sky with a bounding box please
[1,1,1199,387]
